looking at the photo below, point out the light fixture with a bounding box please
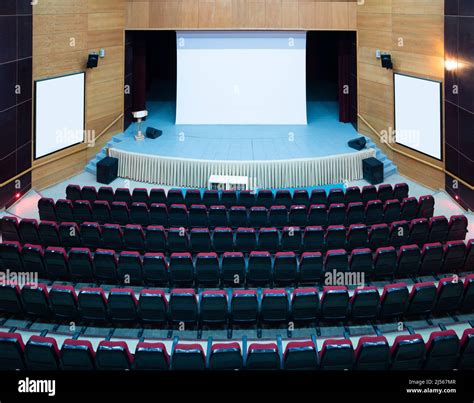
[445,59,458,71]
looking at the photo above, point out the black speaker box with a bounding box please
[87,54,99,69]
[146,127,163,139]
[348,137,367,151]
[97,157,118,184]
[363,157,384,185]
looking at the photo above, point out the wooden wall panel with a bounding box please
[32,1,125,189]
[126,0,358,30]
[357,0,445,189]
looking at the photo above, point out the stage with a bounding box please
[108,101,375,188]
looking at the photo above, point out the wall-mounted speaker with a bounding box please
[146,127,163,139]
[363,157,384,185]
[381,54,393,70]
[87,54,99,69]
[348,137,367,151]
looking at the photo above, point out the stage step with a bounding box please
[85,135,125,176]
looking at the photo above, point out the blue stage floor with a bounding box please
[115,101,359,161]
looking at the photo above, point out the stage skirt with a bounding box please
[108,148,376,188]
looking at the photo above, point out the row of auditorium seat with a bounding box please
[1,276,473,324]
[1,240,472,285]
[4,215,467,255]
[1,329,472,370]
[65,183,410,208]
[38,196,435,227]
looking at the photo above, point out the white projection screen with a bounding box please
[394,73,442,160]
[35,72,85,159]
[176,31,307,125]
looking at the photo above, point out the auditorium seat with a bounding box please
[379,283,408,319]
[49,285,78,319]
[247,251,272,285]
[383,199,401,224]
[465,240,474,270]
[142,253,168,285]
[172,343,206,370]
[169,253,194,285]
[189,204,208,227]
[80,222,102,249]
[396,244,421,278]
[256,189,274,209]
[45,246,69,278]
[145,226,170,254]
[350,287,379,320]
[97,187,114,204]
[419,242,444,275]
[284,340,318,370]
[289,205,307,227]
[408,218,429,245]
[73,200,93,223]
[400,197,418,222]
[21,244,46,276]
[24,336,60,370]
[393,183,409,202]
[275,189,292,208]
[222,252,245,286]
[326,225,346,250]
[407,282,436,315]
[239,190,256,209]
[133,342,169,370]
[130,202,150,226]
[114,188,132,205]
[69,248,94,280]
[443,241,466,271]
[435,276,463,313]
[308,204,327,226]
[291,288,319,321]
[200,290,228,324]
[209,342,242,370]
[448,215,468,241]
[101,224,124,250]
[202,189,220,208]
[328,188,345,205]
[354,336,390,370]
[58,222,81,247]
[346,202,365,225]
[96,341,133,370]
[168,204,188,227]
[229,206,247,228]
[281,226,302,252]
[221,190,237,208]
[111,201,130,225]
[195,252,220,286]
[150,188,167,205]
[184,189,202,207]
[361,185,377,205]
[461,274,474,311]
[66,184,82,201]
[390,334,425,370]
[208,205,227,227]
[319,339,353,370]
[258,227,280,251]
[21,283,50,317]
[365,200,384,225]
[424,330,460,370]
[349,248,373,278]
[231,289,258,323]
[418,195,434,218]
[190,228,212,252]
[345,186,362,204]
[132,188,149,205]
[18,218,41,245]
[56,199,74,222]
[321,286,349,320]
[38,198,56,221]
[235,227,257,252]
[38,221,60,246]
[377,184,393,203]
[149,203,168,227]
[78,287,108,321]
[92,200,111,224]
[274,251,297,284]
[389,220,410,247]
[249,206,268,228]
[108,288,138,322]
[0,332,26,370]
[347,224,368,250]
[458,329,474,369]
[324,249,348,273]
[137,289,167,323]
[81,186,97,203]
[369,224,389,250]
[0,284,23,314]
[117,251,143,284]
[169,289,198,324]
[299,252,323,283]
[261,289,289,322]
[94,249,118,282]
[61,339,95,370]
[328,203,345,225]
[213,227,233,252]
[303,226,324,251]
[246,343,280,370]
[123,224,145,251]
[167,227,189,252]
[293,190,310,207]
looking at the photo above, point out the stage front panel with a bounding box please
[176,31,307,125]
